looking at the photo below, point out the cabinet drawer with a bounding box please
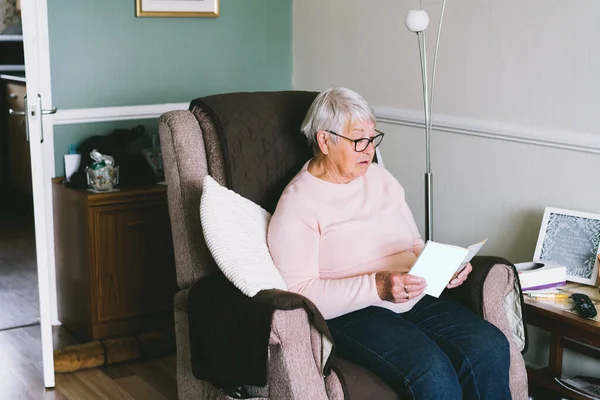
[91,202,177,323]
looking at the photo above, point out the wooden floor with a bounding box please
[0,190,177,399]
[0,324,177,399]
[0,190,40,331]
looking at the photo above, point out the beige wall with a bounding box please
[293,0,600,376]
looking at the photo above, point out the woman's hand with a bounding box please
[376,272,427,303]
[446,262,473,289]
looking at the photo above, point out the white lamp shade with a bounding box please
[405,9,430,32]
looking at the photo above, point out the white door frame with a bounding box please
[21,0,57,388]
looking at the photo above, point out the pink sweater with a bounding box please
[267,161,426,320]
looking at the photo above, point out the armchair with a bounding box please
[158,91,528,399]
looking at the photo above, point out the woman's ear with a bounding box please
[315,130,330,155]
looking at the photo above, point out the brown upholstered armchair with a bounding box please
[158,91,529,400]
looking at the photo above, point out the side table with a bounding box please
[53,179,178,341]
[525,283,600,399]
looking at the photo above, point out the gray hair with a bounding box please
[301,87,376,150]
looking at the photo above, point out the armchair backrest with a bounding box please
[159,91,318,289]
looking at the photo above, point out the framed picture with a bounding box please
[135,0,219,17]
[142,147,165,178]
[533,207,600,285]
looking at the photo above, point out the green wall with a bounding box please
[54,119,159,176]
[48,0,292,176]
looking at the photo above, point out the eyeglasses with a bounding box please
[324,129,385,152]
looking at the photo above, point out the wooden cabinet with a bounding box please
[2,80,31,193]
[53,180,178,341]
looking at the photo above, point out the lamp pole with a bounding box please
[404,1,447,242]
[416,30,433,242]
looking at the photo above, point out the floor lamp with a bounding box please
[404,0,447,242]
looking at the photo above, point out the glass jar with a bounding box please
[85,165,119,191]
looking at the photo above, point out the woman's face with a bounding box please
[320,119,376,182]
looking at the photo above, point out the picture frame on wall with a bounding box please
[135,0,219,18]
[533,207,600,286]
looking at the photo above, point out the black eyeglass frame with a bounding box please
[323,129,385,152]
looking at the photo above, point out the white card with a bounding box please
[409,239,487,298]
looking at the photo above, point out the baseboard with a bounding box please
[52,102,600,154]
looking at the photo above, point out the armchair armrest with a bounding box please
[267,308,331,399]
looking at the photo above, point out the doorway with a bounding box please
[0,0,58,390]
[0,4,39,333]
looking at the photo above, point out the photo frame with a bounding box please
[141,147,165,178]
[135,0,219,18]
[533,207,600,285]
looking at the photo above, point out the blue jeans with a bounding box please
[327,295,511,400]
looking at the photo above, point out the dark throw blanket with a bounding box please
[187,274,334,391]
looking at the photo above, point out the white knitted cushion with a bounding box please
[200,175,287,297]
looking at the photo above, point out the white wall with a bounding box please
[293,0,600,378]
[294,0,600,133]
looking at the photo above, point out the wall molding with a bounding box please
[53,102,600,154]
[375,106,600,155]
[52,103,189,125]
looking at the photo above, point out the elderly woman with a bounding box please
[267,87,511,399]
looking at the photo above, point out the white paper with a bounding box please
[458,238,488,272]
[409,239,487,298]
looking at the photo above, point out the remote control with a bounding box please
[571,293,597,319]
